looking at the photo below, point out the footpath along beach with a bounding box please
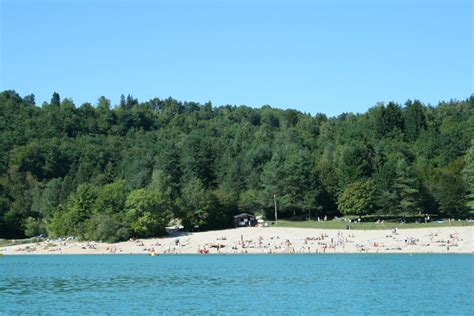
[2,226,473,255]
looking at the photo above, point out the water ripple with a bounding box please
[1,254,472,314]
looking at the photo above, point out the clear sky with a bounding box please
[0,0,472,116]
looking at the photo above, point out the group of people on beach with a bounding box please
[192,231,361,254]
[186,228,466,254]
[3,224,469,255]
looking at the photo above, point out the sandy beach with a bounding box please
[2,226,473,255]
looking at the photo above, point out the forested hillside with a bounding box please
[1,90,473,241]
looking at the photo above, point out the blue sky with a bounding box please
[0,0,472,116]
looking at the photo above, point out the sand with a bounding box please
[1,226,473,255]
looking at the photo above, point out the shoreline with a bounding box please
[3,252,473,256]
[2,226,473,256]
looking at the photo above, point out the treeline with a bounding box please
[0,90,473,241]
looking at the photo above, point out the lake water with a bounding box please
[0,254,472,315]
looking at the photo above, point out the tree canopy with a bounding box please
[0,90,472,240]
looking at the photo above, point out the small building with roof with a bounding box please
[233,213,257,227]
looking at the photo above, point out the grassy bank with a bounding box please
[269,220,474,230]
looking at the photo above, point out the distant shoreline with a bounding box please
[2,226,472,256]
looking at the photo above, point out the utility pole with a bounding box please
[274,194,278,224]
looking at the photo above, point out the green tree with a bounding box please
[23,216,47,237]
[433,159,467,217]
[180,131,215,187]
[462,141,474,210]
[124,188,172,238]
[50,92,60,107]
[375,102,405,138]
[178,177,221,230]
[260,147,320,218]
[337,179,376,216]
[48,184,97,238]
[260,153,286,217]
[93,180,127,215]
[86,213,129,243]
[336,142,374,188]
[403,100,426,142]
[393,160,421,217]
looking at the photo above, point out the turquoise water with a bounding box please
[0,254,472,315]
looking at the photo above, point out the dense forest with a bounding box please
[0,90,473,241]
